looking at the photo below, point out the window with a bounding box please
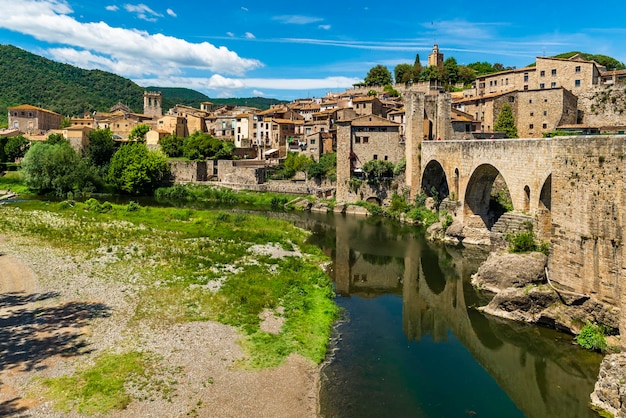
[551,82,556,88]
[542,123,547,129]
[489,81,493,86]
[540,83,545,89]
[509,96,515,103]
[505,78,509,85]
[373,154,378,160]
[494,80,497,86]
[310,139,316,144]
[524,85,529,91]
[575,66,581,73]
[540,70,545,77]
[363,137,369,144]
[543,110,547,116]
[384,156,388,161]
[524,73,529,82]
[529,124,534,129]
[529,99,533,104]
[575,79,581,87]
[355,137,361,144]
[551,69,557,76]
[530,112,534,116]
[544,98,548,102]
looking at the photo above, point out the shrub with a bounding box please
[125,201,140,212]
[576,323,607,352]
[84,198,113,213]
[506,228,549,255]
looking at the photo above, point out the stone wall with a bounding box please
[577,84,626,128]
[169,160,208,183]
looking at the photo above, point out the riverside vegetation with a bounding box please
[0,198,338,414]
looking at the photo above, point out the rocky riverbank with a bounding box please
[0,224,321,417]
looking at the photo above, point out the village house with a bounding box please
[7,104,62,134]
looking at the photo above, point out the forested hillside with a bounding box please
[0,45,144,125]
[0,45,286,127]
[145,87,287,111]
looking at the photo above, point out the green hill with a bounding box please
[551,52,625,70]
[146,86,288,111]
[0,44,144,125]
[0,45,287,128]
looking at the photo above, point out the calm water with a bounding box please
[293,212,603,418]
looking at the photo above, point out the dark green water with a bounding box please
[297,212,603,418]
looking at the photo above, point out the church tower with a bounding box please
[428,44,444,68]
[143,91,162,118]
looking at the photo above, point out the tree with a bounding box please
[394,63,414,84]
[21,141,97,196]
[182,132,233,161]
[364,65,393,86]
[128,124,151,142]
[46,133,67,145]
[443,57,459,86]
[0,136,8,163]
[494,103,518,138]
[107,142,169,195]
[362,159,394,180]
[86,128,116,168]
[457,66,477,86]
[60,117,71,128]
[307,152,336,181]
[283,152,313,178]
[419,66,442,82]
[4,135,30,162]
[159,134,184,157]
[413,53,422,76]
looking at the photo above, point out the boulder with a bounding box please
[310,202,329,213]
[345,205,369,216]
[472,251,547,292]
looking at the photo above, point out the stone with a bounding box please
[333,203,346,214]
[472,251,547,292]
[426,222,445,242]
[310,203,329,213]
[345,205,369,216]
[590,353,626,418]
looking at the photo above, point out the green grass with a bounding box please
[0,170,31,195]
[2,199,338,371]
[43,351,152,414]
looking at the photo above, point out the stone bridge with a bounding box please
[420,136,626,322]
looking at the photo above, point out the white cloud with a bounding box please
[227,32,235,37]
[0,0,262,77]
[245,32,255,39]
[124,3,162,21]
[273,15,323,25]
[241,6,248,12]
[252,90,265,96]
[105,5,119,12]
[318,25,331,30]
[166,8,176,18]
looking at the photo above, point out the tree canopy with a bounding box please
[364,65,393,86]
[107,142,169,195]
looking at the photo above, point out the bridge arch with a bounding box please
[421,159,450,203]
[537,174,552,240]
[366,196,382,206]
[464,163,513,229]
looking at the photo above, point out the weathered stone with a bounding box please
[345,205,369,216]
[290,198,312,211]
[426,222,445,242]
[310,203,329,213]
[480,287,558,324]
[590,353,626,418]
[425,197,436,211]
[472,251,547,292]
[333,203,346,214]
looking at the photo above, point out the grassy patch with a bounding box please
[2,199,338,369]
[43,351,155,414]
[0,170,31,195]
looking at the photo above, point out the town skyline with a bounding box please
[1,0,625,101]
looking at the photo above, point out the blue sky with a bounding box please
[1,0,625,101]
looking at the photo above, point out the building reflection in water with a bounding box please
[307,212,602,418]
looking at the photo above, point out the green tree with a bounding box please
[413,53,422,80]
[21,141,97,196]
[306,152,336,181]
[494,103,518,138]
[442,57,459,86]
[46,133,67,145]
[86,128,116,168]
[108,142,169,195]
[0,136,8,163]
[457,65,477,86]
[128,124,151,142]
[467,61,497,76]
[4,135,30,162]
[283,152,313,178]
[383,84,400,97]
[182,132,233,161]
[394,63,414,84]
[158,134,184,157]
[362,159,394,179]
[364,65,393,86]
[419,66,442,82]
[60,116,71,128]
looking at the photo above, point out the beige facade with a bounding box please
[143,91,162,118]
[352,96,384,117]
[8,104,62,134]
[428,44,443,68]
[157,115,187,137]
[47,126,93,151]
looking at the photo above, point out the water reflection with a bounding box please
[302,212,602,418]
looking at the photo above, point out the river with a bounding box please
[292,211,602,418]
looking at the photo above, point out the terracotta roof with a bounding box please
[8,104,62,116]
[352,96,377,103]
[350,114,399,127]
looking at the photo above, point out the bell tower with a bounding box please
[143,91,162,118]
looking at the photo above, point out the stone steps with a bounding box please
[491,212,534,236]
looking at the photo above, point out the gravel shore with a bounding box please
[0,232,320,417]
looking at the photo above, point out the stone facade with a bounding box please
[143,91,162,119]
[7,105,62,134]
[169,160,209,183]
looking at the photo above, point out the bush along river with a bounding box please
[290,211,603,418]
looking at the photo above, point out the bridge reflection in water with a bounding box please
[303,212,602,418]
